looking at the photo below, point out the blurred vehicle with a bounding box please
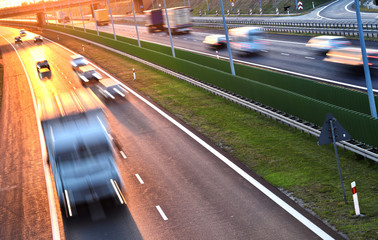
[324,47,378,68]
[229,27,268,55]
[203,34,226,49]
[144,8,165,33]
[14,36,22,44]
[34,35,43,43]
[145,6,192,35]
[36,59,50,73]
[75,65,102,84]
[70,54,88,68]
[96,78,127,102]
[306,35,351,54]
[19,29,26,37]
[94,9,109,26]
[39,89,126,218]
[165,6,192,34]
[56,11,70,23]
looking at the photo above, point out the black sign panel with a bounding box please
[318,113,351,145]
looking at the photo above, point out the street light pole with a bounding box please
[130,0,141,47]
[219,0,235,75]
[106,0,117,40]
[90,0,99,35]
[163,0,175,57]
[354,0,377,119]
[68,0,75,30]
[78,0,86,32]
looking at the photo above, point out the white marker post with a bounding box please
[133,68,136,80]
[351,181,360,216]
[216,50,219,59]
[82,44,84,52]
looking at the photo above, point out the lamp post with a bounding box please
[219,0,235,75]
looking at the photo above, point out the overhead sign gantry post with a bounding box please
[220,0,235,75]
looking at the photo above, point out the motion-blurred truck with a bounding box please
[164,6,192,34]
[56,11,70,23]
[40,89,126,218]
[144,8,164,33]
[145,6,192,34]
[94,9,109,26]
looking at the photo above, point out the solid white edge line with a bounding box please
[156,205,168,221]
[317,0,340,20]
[135,174,144,184]
[0,30,61,240]
[43,30,334,239]
[64,189,72,217]
[110,179,124,204]
[345,1,355,13]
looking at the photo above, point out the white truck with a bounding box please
[40,89,126,218]
[164,6,192,34]
[94,9,109,26]
[56,11,70,23]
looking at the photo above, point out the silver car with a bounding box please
[75,65,102,83]
[306,36,351,54]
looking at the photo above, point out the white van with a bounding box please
[229,27,268,55]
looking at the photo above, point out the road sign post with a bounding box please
[318,113,351,204]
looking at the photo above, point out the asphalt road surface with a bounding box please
[0,26,343,240]
[60,20,378,92]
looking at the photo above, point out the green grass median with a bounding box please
[38,29,378,240]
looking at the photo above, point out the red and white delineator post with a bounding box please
[351,181,360,216]
[132,68,136,80]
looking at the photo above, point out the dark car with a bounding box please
[20,29,26,37]
[15,36,22,44]
[34,35,43,43]
[36,59,51,73]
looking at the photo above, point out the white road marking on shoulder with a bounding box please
[135,174,144,184]
[156,205,168,220]
[120,151,127,159]
[305,56,315,60]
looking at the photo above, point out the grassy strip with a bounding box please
[38,29,378,240]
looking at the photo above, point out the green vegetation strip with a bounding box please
[36,27,378,240]
[44,24,378,148]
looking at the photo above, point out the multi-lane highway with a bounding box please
[57,19,378,92]
[0,25,343,239]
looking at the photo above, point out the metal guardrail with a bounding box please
[192,18,378,39]
[55,29,377,162]
[8,22,378,162]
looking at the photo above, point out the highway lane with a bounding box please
[316,0,378,20]
[0,26,342,239]
[0,29,53,239]
[65,21,378,91]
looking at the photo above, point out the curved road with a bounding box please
[0,26,344,239]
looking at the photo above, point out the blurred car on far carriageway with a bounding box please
[324,47,378,69]
[306,35,351,55]
[203,34,226,49]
